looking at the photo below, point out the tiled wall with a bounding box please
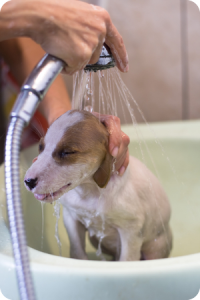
[67,0,200,124]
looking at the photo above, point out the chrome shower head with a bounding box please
[84,44,115,72]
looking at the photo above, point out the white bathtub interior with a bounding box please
[0,120,200,300]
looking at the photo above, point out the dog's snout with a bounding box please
[24,178,38,190]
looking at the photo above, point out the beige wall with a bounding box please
[64,0,200,124]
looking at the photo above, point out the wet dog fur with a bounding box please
[24,110,172,261]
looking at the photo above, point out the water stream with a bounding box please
[53,199,62,256]
[71,67,181,259]
[45,67,187,259]
[72,68,182,182]
[41,202,45,251]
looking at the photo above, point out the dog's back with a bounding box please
[61,152,172,261]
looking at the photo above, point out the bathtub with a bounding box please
[0,120,200,300]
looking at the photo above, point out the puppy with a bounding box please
[24,110,172,261]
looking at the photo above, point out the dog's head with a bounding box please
[24,110,113,202]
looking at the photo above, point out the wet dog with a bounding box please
[24,110,172,261]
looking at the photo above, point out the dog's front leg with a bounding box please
[63,207,87,260]
[118,227,143,261]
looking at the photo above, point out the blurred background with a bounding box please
[76,0,200,123]
[0,0,200,163]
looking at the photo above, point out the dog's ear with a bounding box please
[93,152,113,188]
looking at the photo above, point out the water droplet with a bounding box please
[87,89,93,95]
[84,106,93,113]
[100,70,105,78]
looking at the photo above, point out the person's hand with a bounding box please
[93,112,130,176]
[1,0,129,74]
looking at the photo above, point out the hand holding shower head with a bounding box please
[84,44,115,72]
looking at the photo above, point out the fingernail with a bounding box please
[112,147,119,158]
[124,64,129,72]
[119,166,126,176]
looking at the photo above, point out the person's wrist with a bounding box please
[1,1,30,39]
[1,0,45,41]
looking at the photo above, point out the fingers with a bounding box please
[47,2,128,74]
[1,0,128,74]
[88,40,104,65]
[65,42,103,74]
[105,20,129,73]
[92,112,130,176]
[114,132,130,174]
[118,150,129,176]
[61,43,93,74]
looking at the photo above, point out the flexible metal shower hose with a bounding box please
[5,117,36,300]
[3,49,114,300]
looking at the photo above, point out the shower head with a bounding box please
[84,44,115,72]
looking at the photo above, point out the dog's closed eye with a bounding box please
[39,138,45,153]
[59,150,77,159]
[52,147,79,164]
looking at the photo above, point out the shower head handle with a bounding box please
[11,54,66,124]
[11,44,115,125]
[22,54,65,100]
[84,44,115,72]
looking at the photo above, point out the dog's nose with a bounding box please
[24,178,38,190]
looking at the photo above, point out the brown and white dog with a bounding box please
[24,110,172,261]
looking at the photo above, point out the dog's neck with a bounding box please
[73,167,129,199]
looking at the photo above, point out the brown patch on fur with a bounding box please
[52,111,112,187]
[93,151,112,188]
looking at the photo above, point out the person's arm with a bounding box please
[0,1,129,174]
[0,0,129,74]
[0,37,71,125]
